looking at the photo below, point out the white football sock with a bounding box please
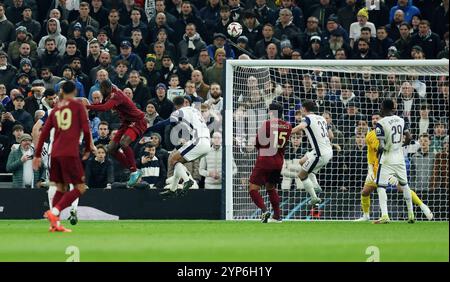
[301,176,318,200]
[400,184,414,215]
[377,188,389,217]
[174,163,190,182]
[69,184,78,211]
[48,185,57,209]
[51,207,60,216]
[308,173,322,192]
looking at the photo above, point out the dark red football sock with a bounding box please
[122,146,137,172]
[250,190,267,212]
[111,150,130,169]
[267,189,281,220]
[55,189,82,212]
[52,190,64,208]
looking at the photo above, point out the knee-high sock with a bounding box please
[48,185,57,209]
[122,146,137,172]
[174,163,190,182]
[411,190,423,206]
[249,190,267,212]
[267,189,281,219]
[52,190,64,210]
[377,188,388,217]
[69,184,78,211]
[401,184,414,214]
[53,189,82,216]
[361,195,371,215]
[308,173,322,192]
[301,176,318,200]
[112,149,130,170]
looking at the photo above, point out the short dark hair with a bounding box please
[381,99,395,111]
[302,100,316,112]
[61,80,76,94]
[96,144,107,152]
[45,37,56,44]
[269,102,283,117]
[173,96,185,107]
[144,143,156,149]
[361,27,372,33]
[66,39,77,46]
[99,121,109,127]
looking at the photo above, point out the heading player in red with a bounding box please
[33,81,92,232]
[249,103,292,223]
[85,80,147,187]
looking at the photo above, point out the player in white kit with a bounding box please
[374,99,415,224]
[292,100,334,206]
[147,96,211,197]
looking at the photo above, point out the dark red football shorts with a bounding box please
[50,156,85,184]
[113,119,147,143]
[249,166,282,186]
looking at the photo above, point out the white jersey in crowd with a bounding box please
[170,106,210,141]
[376,115,408,165]
[302,114,332,156]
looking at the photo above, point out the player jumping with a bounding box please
[86,80,147,187]
[147,96,211,197]
[374,99,415,224]
[356,113,433,222]
[249,103,292,223]
[291,100,333,207]
[33,81,93,232]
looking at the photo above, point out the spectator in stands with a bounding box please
[150,83,174,119]
[337,101,366,138]
[150,28,177,62]
[39,67,60,91]
[137,143,167,189]
[431,0,449,39]
[352,38,379,59]
[200,0,221,31]
[337,0,358,33]
[85,144,114,189]
[97,29,117,57]
[314,82,334,115]
[0,84,9,107]
[37,37,63,75]
[0,3,16,48]
[322,14,350,45]
[253,0,274,25]
[430,135,449,190]
[110,60,129,90]
[386,9,404,42]
[261,42,280,59]
[430,120,448,154]
[140,54,160,95]
[191,70,209,101]
[437,32,449,59]
[17,58,37,83]
[144,100,163,128]
[207,32,235,60]
[374,26,394,59]
[102,9,125,48]
[205,48,225,88]
[123,7,148,39]
[349,8,376,48]
[112,40,144,72]
[153,0,177,28]
[213,5,232,40]
[0,121,10,173]
[126,70,151,109]
[396,81,421,133]
[10,123,24,147]
[69,2,100,36]
[410,20,442,59]
[90,0,109,29]
[6,133,43,188]
[273,8,303,50]
[389,0,420,24]
[272,81,301,124]
[90,51,114,82]
[335,83,356,115]
[55,65,85,97]
[95,121,111,147]
[8,26,37,64]
[159,53,177,83]
[240,10,261,52]
[254,23,280,58]
[342,131,367,189]
[23,81,45,116]
[205,82,223,114]
[37,18,66,57]
[304,35,333,59]
[0,51,18,92]
[177,23,207,67]
[394,22,413,59]
[199,131,224,189]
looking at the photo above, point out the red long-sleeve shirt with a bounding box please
[35,98,92,158]
[86,87,144,124]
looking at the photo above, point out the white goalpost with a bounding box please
[224,59,449,221]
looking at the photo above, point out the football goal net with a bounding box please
[224,59,449,221]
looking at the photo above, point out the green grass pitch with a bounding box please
[0,220,448,262]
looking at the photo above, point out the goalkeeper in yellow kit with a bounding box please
[356,113,433,222]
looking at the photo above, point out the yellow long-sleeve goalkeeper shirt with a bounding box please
[365,129,379,175]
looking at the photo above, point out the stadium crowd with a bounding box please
[0,0,448,190]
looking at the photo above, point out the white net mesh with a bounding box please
[226,60,449,221]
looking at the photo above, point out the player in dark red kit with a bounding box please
[249,103,292,223]
[33,81,92,232]
[85,80,146,187]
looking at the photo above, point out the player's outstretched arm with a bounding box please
[86,98,116,112]
[291,122,307,134]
